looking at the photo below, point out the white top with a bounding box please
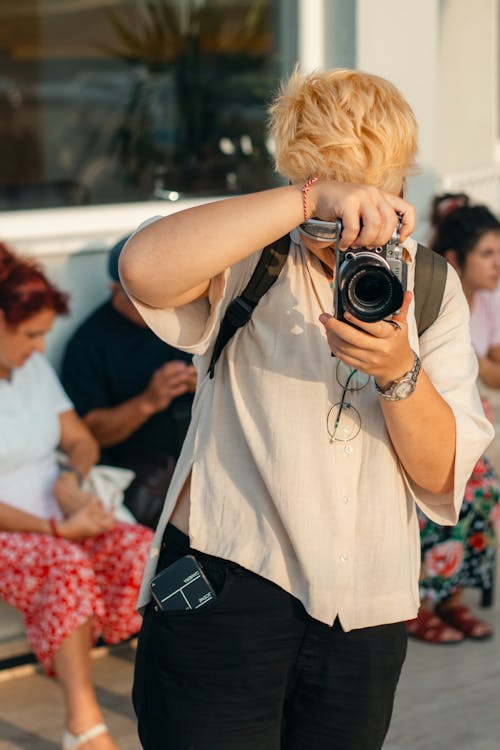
[0,353,73,520]
[131,227,493,629]
[470,288,500,357]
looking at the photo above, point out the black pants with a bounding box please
[133,525,407,750]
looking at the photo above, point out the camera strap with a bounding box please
[208,233,291,378]
[414,244,448,336]
[208,238,447,378]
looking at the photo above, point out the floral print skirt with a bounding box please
[418,453,500,603]
[0,521,153,675]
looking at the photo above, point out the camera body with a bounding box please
[333,228,406,324]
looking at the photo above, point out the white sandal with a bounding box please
[62,722,108,749]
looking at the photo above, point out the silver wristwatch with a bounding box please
[374,351,421,401]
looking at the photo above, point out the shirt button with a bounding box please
[340,553,349,563]
[343,496,350,504]
[344,444,353,455]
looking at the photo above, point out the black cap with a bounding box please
[107,235,130,282]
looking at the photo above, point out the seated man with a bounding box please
[61,236,196,528]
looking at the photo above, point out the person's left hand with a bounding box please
[319,291,415,391]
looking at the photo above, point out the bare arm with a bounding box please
[0,501,53,534]
[58,409,100,476]
[378,370,455,495]
[321,293,455,495]
[119,182,415,309]
[54,409,100,515]
[0,499,114,540]
[83,361,196,447]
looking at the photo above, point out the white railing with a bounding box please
[439,166,500,214]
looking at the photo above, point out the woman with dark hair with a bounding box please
[0,242,153,750]
[407,199,500,644]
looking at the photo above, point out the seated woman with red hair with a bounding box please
[0,242,153,750]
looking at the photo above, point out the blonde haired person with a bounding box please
[121,69,491,750]
[270,67,417,193]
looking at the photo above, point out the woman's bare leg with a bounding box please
[53,620,119,749]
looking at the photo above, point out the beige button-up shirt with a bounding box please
[132,227,493,630]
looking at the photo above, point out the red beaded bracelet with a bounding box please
[301,176,318,222]
[49,517,61,538]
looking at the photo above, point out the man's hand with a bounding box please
[319,291,415,389]
[57,497,114,540]
[142,360,195,414]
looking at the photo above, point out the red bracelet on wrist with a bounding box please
[49,517,61,538]
[301,177,318,222]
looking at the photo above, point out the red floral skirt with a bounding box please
[0,521,153,674]
[418,453,499,603]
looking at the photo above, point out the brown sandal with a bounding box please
[435,604,494,640]
[406,607,464,645]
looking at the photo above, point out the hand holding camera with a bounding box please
[333,216,406,324]
[300,186,409,325]
[303,181,415,250]
[319,291,416,395]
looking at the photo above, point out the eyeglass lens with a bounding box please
[335,361,370,391]
[327,362,369,442]
[327,401,362,441]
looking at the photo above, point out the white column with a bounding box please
[298,0,325,72]
[438,0,497,173]
[356,0,440,238]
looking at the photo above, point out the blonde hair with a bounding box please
[268,68,418,194]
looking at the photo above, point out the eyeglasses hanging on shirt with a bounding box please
[327,361,370,442]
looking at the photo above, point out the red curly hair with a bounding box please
[0,242,69,326]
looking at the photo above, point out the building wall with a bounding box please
[438,0,498,174]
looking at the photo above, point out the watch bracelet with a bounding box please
[374,351,421,401]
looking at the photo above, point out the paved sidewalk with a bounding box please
[386,589,500,750]
[0,643,141,750]
[0,586,498,750]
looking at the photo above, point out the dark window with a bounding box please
[0,0,297,210]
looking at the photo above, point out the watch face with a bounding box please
[394,380,415,399]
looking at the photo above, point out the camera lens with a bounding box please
[353,273,390,306]
[340,260,404,322]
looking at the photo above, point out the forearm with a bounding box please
[121,181,414,311]
[84,396,155,447]
[64,435,99,478]
[380,370,456,495]
[120,185,304,308]
[0,501,52,534]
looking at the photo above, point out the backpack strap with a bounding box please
[208,234,291,378]
[414,243,448,336]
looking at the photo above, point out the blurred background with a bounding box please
[1,0,499,366]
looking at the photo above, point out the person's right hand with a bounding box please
[308,181,416,250]
[57,497,114,540]
[142,360,193,413]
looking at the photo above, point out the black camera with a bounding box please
[333,220,406,323]
[299,216,407,323]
